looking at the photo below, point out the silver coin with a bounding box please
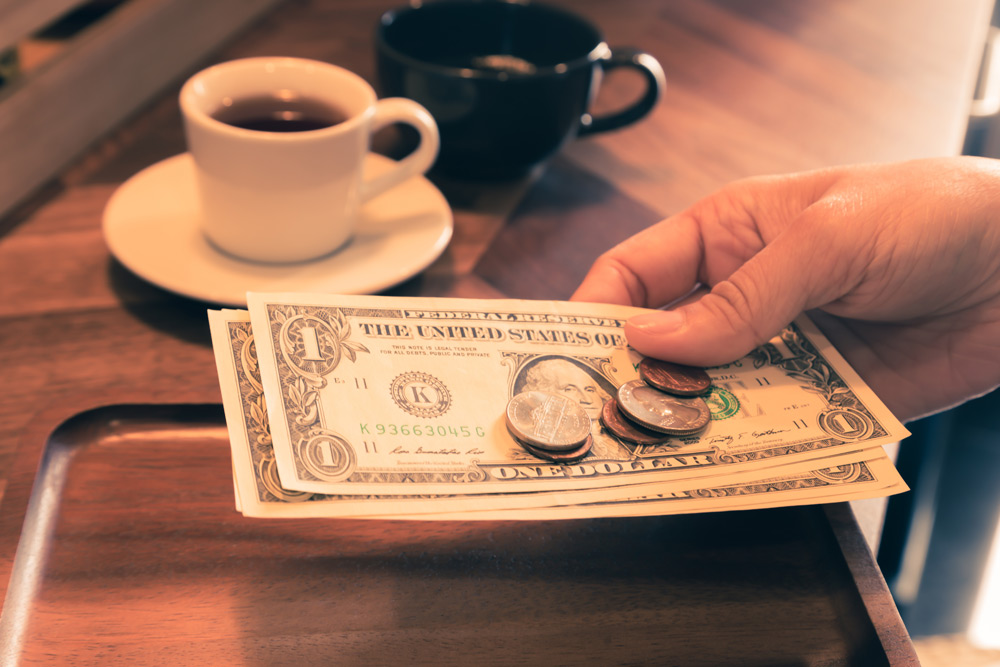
[600,398,671,446]
[516,434,594,463]
[505,390,592,451]
[616,380,710,435]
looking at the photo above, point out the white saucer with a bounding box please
[103,153,453,305]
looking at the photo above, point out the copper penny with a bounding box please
[518,435,593,463]
[599,398,671,446]
[505,390,591,451]
[638,357,712,396]
[616,380,710,435]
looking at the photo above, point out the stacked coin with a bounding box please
[601,358,713,443]
[505,390,593,462]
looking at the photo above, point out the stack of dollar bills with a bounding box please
[208,293,908,520]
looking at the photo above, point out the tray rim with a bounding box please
[0,395,918,665]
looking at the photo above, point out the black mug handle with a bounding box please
[578,47,666,136]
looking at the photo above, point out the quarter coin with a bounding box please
[599,398,671,446]
[505,390,591,451]
[616,380,710,435]
[638,357,712,396]
[518,435,593,463]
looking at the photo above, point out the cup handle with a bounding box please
[361,98,440,201]
[578,48,666,137]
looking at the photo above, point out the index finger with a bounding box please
[570,171,836,308]
[570,212,704,307]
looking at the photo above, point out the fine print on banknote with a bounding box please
[239,293,908,498]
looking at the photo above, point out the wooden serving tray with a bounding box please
[0,404,915,665]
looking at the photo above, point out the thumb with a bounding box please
[624,232,828,365]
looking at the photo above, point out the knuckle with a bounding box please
[705,278,770,347]
[591,253,649,306]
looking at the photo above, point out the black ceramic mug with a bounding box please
[376,0,666,179]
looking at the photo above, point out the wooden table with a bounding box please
[0,0,991,664]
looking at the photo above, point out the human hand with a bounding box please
[572,157,1000,421]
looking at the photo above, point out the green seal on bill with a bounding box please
[705,387,740,420]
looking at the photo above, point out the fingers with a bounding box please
[624,233,823,365]
[571,212,705,307]
[621,183,853,364]
[572,170,833,309]
[572,168,854,365]
[569,254,646,306]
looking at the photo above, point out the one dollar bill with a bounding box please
[245,293,909,497]
[209,309,907,519]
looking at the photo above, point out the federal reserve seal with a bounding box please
[390,371,452,418]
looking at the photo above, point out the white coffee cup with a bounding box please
[180,57,439,263]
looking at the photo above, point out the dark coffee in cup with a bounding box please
[211,94,349,133]
[376,0,665,180]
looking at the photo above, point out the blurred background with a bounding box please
[2,1,1000,664]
